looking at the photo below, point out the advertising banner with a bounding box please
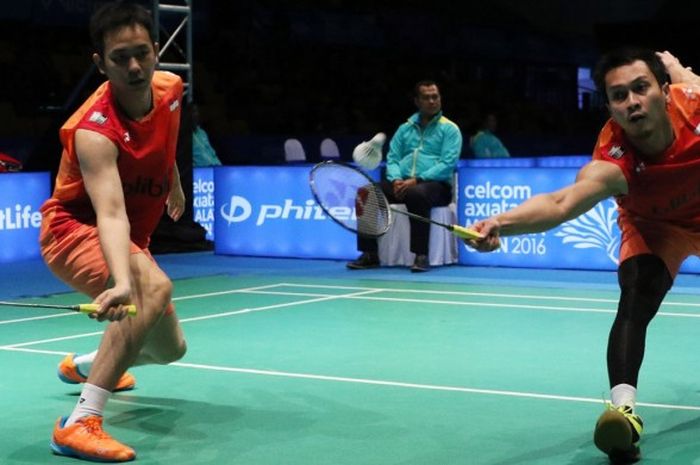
[458,167,621,271]
[193,167,215,241]
[214,166,357,259]
[0,172,50,263]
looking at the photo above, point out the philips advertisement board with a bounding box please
[0,172,51,263]
[193,167,215,241]
[214,166,357,259]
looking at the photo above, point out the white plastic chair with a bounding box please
[284,138,306,163]
[320,138,340,160]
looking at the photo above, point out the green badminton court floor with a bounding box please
[3,257,700,464]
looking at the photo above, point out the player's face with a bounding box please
[605,60,669,140]
[94,24,158,98]
[415,85,441,118]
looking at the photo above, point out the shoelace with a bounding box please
[78,417,112,440]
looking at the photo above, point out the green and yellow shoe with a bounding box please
[593,403,643,464]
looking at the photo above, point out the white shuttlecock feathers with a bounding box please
[352,132,386,170]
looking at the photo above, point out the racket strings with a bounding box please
[356,184,391,236]
[310,163,392,237]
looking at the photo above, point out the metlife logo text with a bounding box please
[220,196,337,226]
[0,204,42,230]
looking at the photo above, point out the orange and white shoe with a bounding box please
[57,354,136,392]
[50,415,136,462]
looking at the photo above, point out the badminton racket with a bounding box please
[309,161,482,239]
[0,301,137,316]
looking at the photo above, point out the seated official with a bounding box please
[347,80,462,272]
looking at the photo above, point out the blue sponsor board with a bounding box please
[458,167,622,271]
[193,167,215,241]
[0,172,51,263]
[214,166,357,259]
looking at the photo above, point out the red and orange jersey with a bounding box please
[593,84,700,228]
[41,71,183,248]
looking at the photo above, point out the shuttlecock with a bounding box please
[352,132,386,170]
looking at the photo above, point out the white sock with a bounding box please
[65,383,111,427]
[73,351,98,378]
[611,383,637,409]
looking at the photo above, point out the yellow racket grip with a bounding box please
[77,304,137,316]
[451,224,483,240]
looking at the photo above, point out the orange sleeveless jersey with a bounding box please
[41,71,183,249]
[593,84,700,229]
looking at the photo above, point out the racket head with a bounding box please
[309,161,392,237]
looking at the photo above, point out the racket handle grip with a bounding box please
[77,304,137,316]
[451,224,483,240]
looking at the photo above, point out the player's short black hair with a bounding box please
[593,47,667,101]
[89,1,156,56]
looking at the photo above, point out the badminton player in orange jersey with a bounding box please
[39,2,187,462]
[467,48,700,463]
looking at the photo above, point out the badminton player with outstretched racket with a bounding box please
[38,3,187,461]
[347,80,462,272]
[468,49,700,463]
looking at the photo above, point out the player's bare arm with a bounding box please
[75,128,133,321]
[167,162,185,221]
[468,160,627,252]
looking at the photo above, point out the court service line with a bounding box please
[169,361,700,413]
[0,287,385,349]
[0,283,307,328]
[235,289,700,319]
[177,288,383,323]
[0,312,78,325]
[4,345,699,413]
[278,283,700,308]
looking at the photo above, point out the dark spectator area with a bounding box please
[0,0,698,170]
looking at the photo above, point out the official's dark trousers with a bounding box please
[357,179,452,256]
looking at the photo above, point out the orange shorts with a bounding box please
[618,216,700,278]
[40,216,174,315]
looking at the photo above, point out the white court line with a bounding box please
[0,312,78,325]
[235,289,700,319]
[177,288,382,323]
[4,282,700,348]
[2,345,699,413]
[278,282,700,308]
[0,286,384,349]
[0,283,284,327]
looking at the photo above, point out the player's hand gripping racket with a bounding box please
[0,301,137,316]
[309,161,482,239]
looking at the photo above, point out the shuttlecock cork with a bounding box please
[352,132,386,170]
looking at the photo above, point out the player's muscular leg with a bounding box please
[607,254,672,387]
[86,253,174,390]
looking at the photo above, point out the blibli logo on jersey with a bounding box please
[122,175,169,197]
[554,199,620,265]
[220,196,336,226]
